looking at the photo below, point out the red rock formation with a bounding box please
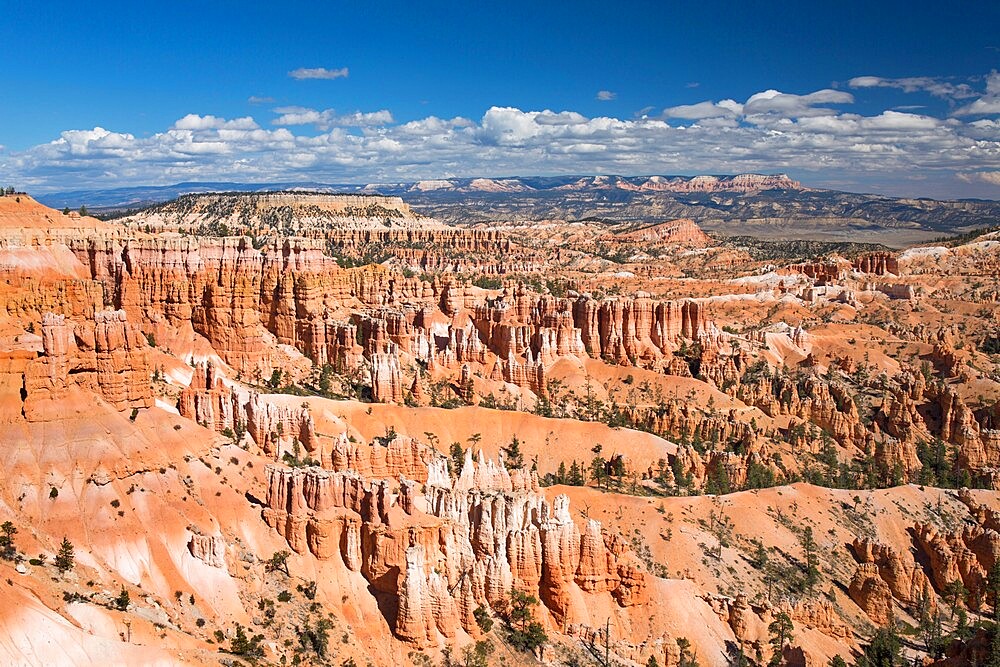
[958,489,1000,533]
[795,377,865,448]
[849,563,894,625]
[243,392,316,456]
[913,522,1000,606]
[780,260,849,284]
[370,348,404,403]
[851,537,935,609]
[178,362,239,432]
[608,219,711,247]
[22,310,152,418]
[327,434,435,481]
[71,236,418,375]
[872,283,916,300]
[187,533,226,568]
[79,309,153,410]
[573,297,709,362]
[854,252,900,276]
[786,598,851,640]
[263,450,648,646]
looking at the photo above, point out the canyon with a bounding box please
[0,189,997,666]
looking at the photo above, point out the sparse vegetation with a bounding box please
[501,588,547,653]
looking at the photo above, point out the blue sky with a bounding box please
[1,0,999,197]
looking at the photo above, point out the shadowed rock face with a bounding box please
[848,537,935,624]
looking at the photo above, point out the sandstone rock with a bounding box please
[263,447,649,645]
[851,537,934,609]
[849,563,894,625]
[178,362,239,432]
[187,533,226,568]
[22,309,152,418]
[854,252,899,276]
[370,348,404,404]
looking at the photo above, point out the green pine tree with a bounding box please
[55,537,74,573]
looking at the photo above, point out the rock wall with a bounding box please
[178,362,239,432]
[262,450,648,646]
[70,236,413,375]
[20,310,152,419]
[848,537,935,623]
[854,252,899,276]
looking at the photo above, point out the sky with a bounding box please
[1,0,999,198]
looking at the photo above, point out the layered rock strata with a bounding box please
[262,449,648,646]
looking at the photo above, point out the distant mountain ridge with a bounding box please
[36,175,1000,243]
[365,173,804,195]
[39,173,804,210]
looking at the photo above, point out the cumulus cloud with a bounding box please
[3,83,1000,197]
[271,107,394,130]
[957,171,1000,186]
[953,71,1000,116]
[596,90,616,101]
[664,99,742,119]
[848,75,977,99]
[532,110,590,126]
[742,89,853,118]
[665,88,851,121]
[248,95,275,104]
[288,67,349,80]
[173,114,259,131]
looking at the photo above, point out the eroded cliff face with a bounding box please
[853,252,900,276]
[848,537,935,624]
[262,448,647,646]
[2,192,999,666]
[913,522,1000,608]
[121,192,438,233]
[12,310,153,420]
[23,232,725,408]
[72,236,400,374]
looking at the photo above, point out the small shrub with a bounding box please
[114,586,130,611]
[230,623,264,658]
[473,605,494,633]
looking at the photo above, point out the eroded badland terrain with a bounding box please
[0,181,998,667]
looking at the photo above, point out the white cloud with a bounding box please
[664,99,742,119]
[742,89,853,118]
[271,107,394,130]
[957,171,1000,186]
[665,88,851,121]
[953,71,1000,116]
[848,75,977,99]
[663,100,743,120]
[288,67,349,80]
[173,114,259,131]
[248,95,275,105]
[3,81,1000,198]
[596,90,616,101]
[533,110,590,126]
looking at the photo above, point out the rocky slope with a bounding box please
[120,192,438,232]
